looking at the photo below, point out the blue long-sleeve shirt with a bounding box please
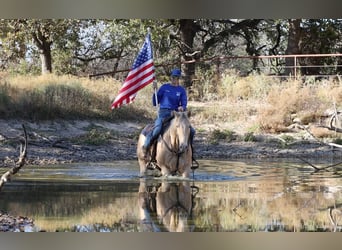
[152,83,187,111]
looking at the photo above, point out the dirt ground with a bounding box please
[1,118,341,168]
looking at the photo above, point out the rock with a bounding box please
[0,210,35,232]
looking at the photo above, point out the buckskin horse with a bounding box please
[137,111,194,178]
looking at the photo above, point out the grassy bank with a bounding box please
[1,71,342,138]
[0,73,155,121]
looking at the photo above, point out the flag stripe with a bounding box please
[114,70,154,99]
[111,73,155,109]
[117,61,154,94]
[125,60,154,83]
[111,68,154,103]
[114,67,155,105]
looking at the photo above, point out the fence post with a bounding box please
[294,55,297,80]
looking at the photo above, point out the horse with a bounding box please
[137,111,193,178]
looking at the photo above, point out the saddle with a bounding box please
[141,116,173,137]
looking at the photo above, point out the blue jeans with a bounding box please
[143,109,195,148]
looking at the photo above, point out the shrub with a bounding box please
[332,138,342,145]
[257,80,329,133]
[0,83,12,114]
[243,132,257,142]
[209,129,235,144]
[72,128,112,145]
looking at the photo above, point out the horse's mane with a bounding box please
[165,111,191,138]
[170,111,190,124]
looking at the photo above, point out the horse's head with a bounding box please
[170,111,191,154]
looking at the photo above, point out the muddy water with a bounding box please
[0,159,341,232]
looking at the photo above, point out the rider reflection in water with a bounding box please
[142,68,195,157]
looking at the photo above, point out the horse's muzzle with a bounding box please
[178,144,188,154]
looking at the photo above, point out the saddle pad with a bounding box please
[141,123,154,136]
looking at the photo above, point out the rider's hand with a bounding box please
[152,81,158,90]
[178,106,184,112]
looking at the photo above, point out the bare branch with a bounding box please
[297,157,321,171]
[297,157,342,172]
[0,124,28,191]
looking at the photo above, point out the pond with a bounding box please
[0,159,341,232]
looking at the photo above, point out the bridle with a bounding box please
[160,124,191,175]
[161,133,190,155]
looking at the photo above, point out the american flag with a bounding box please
[111,33,155,109]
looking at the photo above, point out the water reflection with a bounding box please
[138,179,199,232]
[0,160,341,232]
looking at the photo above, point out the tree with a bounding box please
[166,19,262,88]
[2,19,342,80]
[75,19,172,77]
[0,19,83,74]
[0,20,27,70]
[178,20,200,88]
[300,19,342,75]
[284,19,301,76]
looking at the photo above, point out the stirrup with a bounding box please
[191,158,199,170]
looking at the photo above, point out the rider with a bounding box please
[142,68,195,157]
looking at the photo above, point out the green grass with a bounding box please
[72,128,113,145]
[332,138,342,145]
[209,129,235,144]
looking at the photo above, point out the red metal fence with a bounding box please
[194,53,342,81]
[89,53,342,81]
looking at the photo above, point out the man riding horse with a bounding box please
[138,68,198,177]
[142,68,195,159]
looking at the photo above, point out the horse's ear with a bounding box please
[172,110,178,117]
[186,110,191,118]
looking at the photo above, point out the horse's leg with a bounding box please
[182,168,191,178]
[160,165,171,177]
[138,158,147,177]
[137,134,149,177]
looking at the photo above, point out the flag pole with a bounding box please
[147,27,159,116]
[154,81,159,116]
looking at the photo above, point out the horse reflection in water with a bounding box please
[138,179,199,232]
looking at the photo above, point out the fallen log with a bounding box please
[0,124,28,191]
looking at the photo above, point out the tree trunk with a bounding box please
[32,30,53,75]
[285,19,301,76]
[40,42,52,74]
[179,20,198,89]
